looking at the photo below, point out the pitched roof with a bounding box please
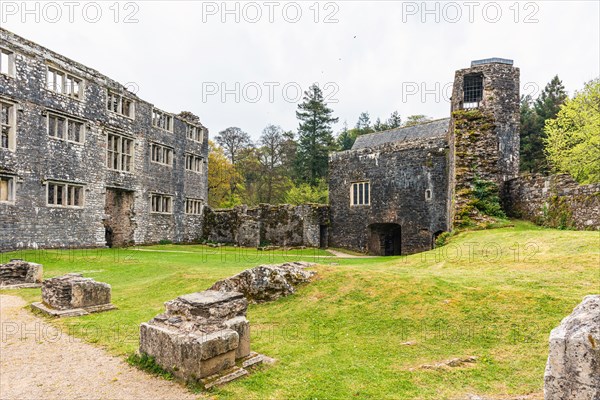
[351,118,450,150]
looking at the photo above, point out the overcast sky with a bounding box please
[3,1,599,139]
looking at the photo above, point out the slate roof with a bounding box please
[351,118,450,150]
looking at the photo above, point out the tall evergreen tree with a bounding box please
[355,112,374,136]
[386,111,402,129]
[520,75,568,173]
[295,84,338,185]
[336,121,355,150]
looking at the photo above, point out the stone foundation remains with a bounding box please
[209,261,316,303]
[31,273,116,317]
[544,295,600,400]
[139,290,266,387]
[0,259,43,288]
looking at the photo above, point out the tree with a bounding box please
[284,179,329,205]
[403,115,431,127]
[386,111,402,129]
[355,112,374,136]
[257,124,291,204]
[336,121,355,150]
[207,141,243,207]
[295,84,339,185]
[214,127,252,165]
[373,117,388,132]
[520,75,568,173]
[544,78,600,184]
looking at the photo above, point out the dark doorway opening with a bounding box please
[368,223,401,256]
[432,230,445,249]
[104,188,135,248]
[319,225,328,249]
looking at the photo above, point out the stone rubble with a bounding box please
[0,259,43,288]
[544,295,600,400]
[31,273,116,317]
[208,261,317,303]
[139,290,266,386]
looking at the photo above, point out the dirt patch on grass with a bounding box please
[0,294,206,400]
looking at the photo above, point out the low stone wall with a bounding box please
[203,204,329,248]
[504,174,600,230]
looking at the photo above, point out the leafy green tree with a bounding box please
[544,78,600,184]
[255,124,293,204]
[373,117,388,132]
[284,179,329,205]
[403,115,431,127]
[520,76,568,173]
[295,84,338,185]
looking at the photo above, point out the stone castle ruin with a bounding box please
[0,28,598,256]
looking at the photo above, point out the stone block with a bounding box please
[32,273,116,317]
[164,290,247,321]
[225,316,251,359]
[140,323,238,380]
[544,295,600,400]
[0,259,43,288]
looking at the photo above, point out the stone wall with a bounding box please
[203,204,329,248]
[328,136,450,255]
[504,174,600,230]
[0,28,208,251]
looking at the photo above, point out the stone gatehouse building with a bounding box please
[329,58,521,255]
[0,28,208,251]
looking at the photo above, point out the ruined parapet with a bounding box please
[209,262,316,303]
[544,295,600,400]
[0,259,43,289]
[31,273,116,317]
[139,290,266,387]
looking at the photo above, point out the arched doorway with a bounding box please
[368,223,401,256]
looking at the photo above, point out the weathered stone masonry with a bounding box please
[504,174,600,230]
[0,28,208,251]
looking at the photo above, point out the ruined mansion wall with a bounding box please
[504,174,600,230]
[0,28,208,251]
[203,204,329,248]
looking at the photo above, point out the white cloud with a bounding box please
[3,0,599,139]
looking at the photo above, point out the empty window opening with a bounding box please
[107,90,135,118]
[47,181,84,208]
[425,189,433,201]
[185,153,203,173]
[0,48,15,77]
[150,143,173,166]
[185,198,203,215]
[47,66,84,99]
[463,74,483,109]
[351,181,370,206]
[151,193,173,214]
[0,101,16,150]
[0,176,15,202]
[107,133,134,172]
[152,109,173,131]
[48,113,84,143]
[187,124,204,142]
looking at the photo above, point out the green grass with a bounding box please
[2,221,599,400]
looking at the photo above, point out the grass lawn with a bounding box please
[2,221,599,399]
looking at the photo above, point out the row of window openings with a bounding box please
[350,182,433,206]
[0,177,204,215]
[1,48,204,139]
[151,195,203,215]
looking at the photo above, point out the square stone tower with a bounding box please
[447,58,520,227]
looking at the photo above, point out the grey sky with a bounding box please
[3,0,599,139]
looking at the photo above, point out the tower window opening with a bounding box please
[463,74,483,109]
